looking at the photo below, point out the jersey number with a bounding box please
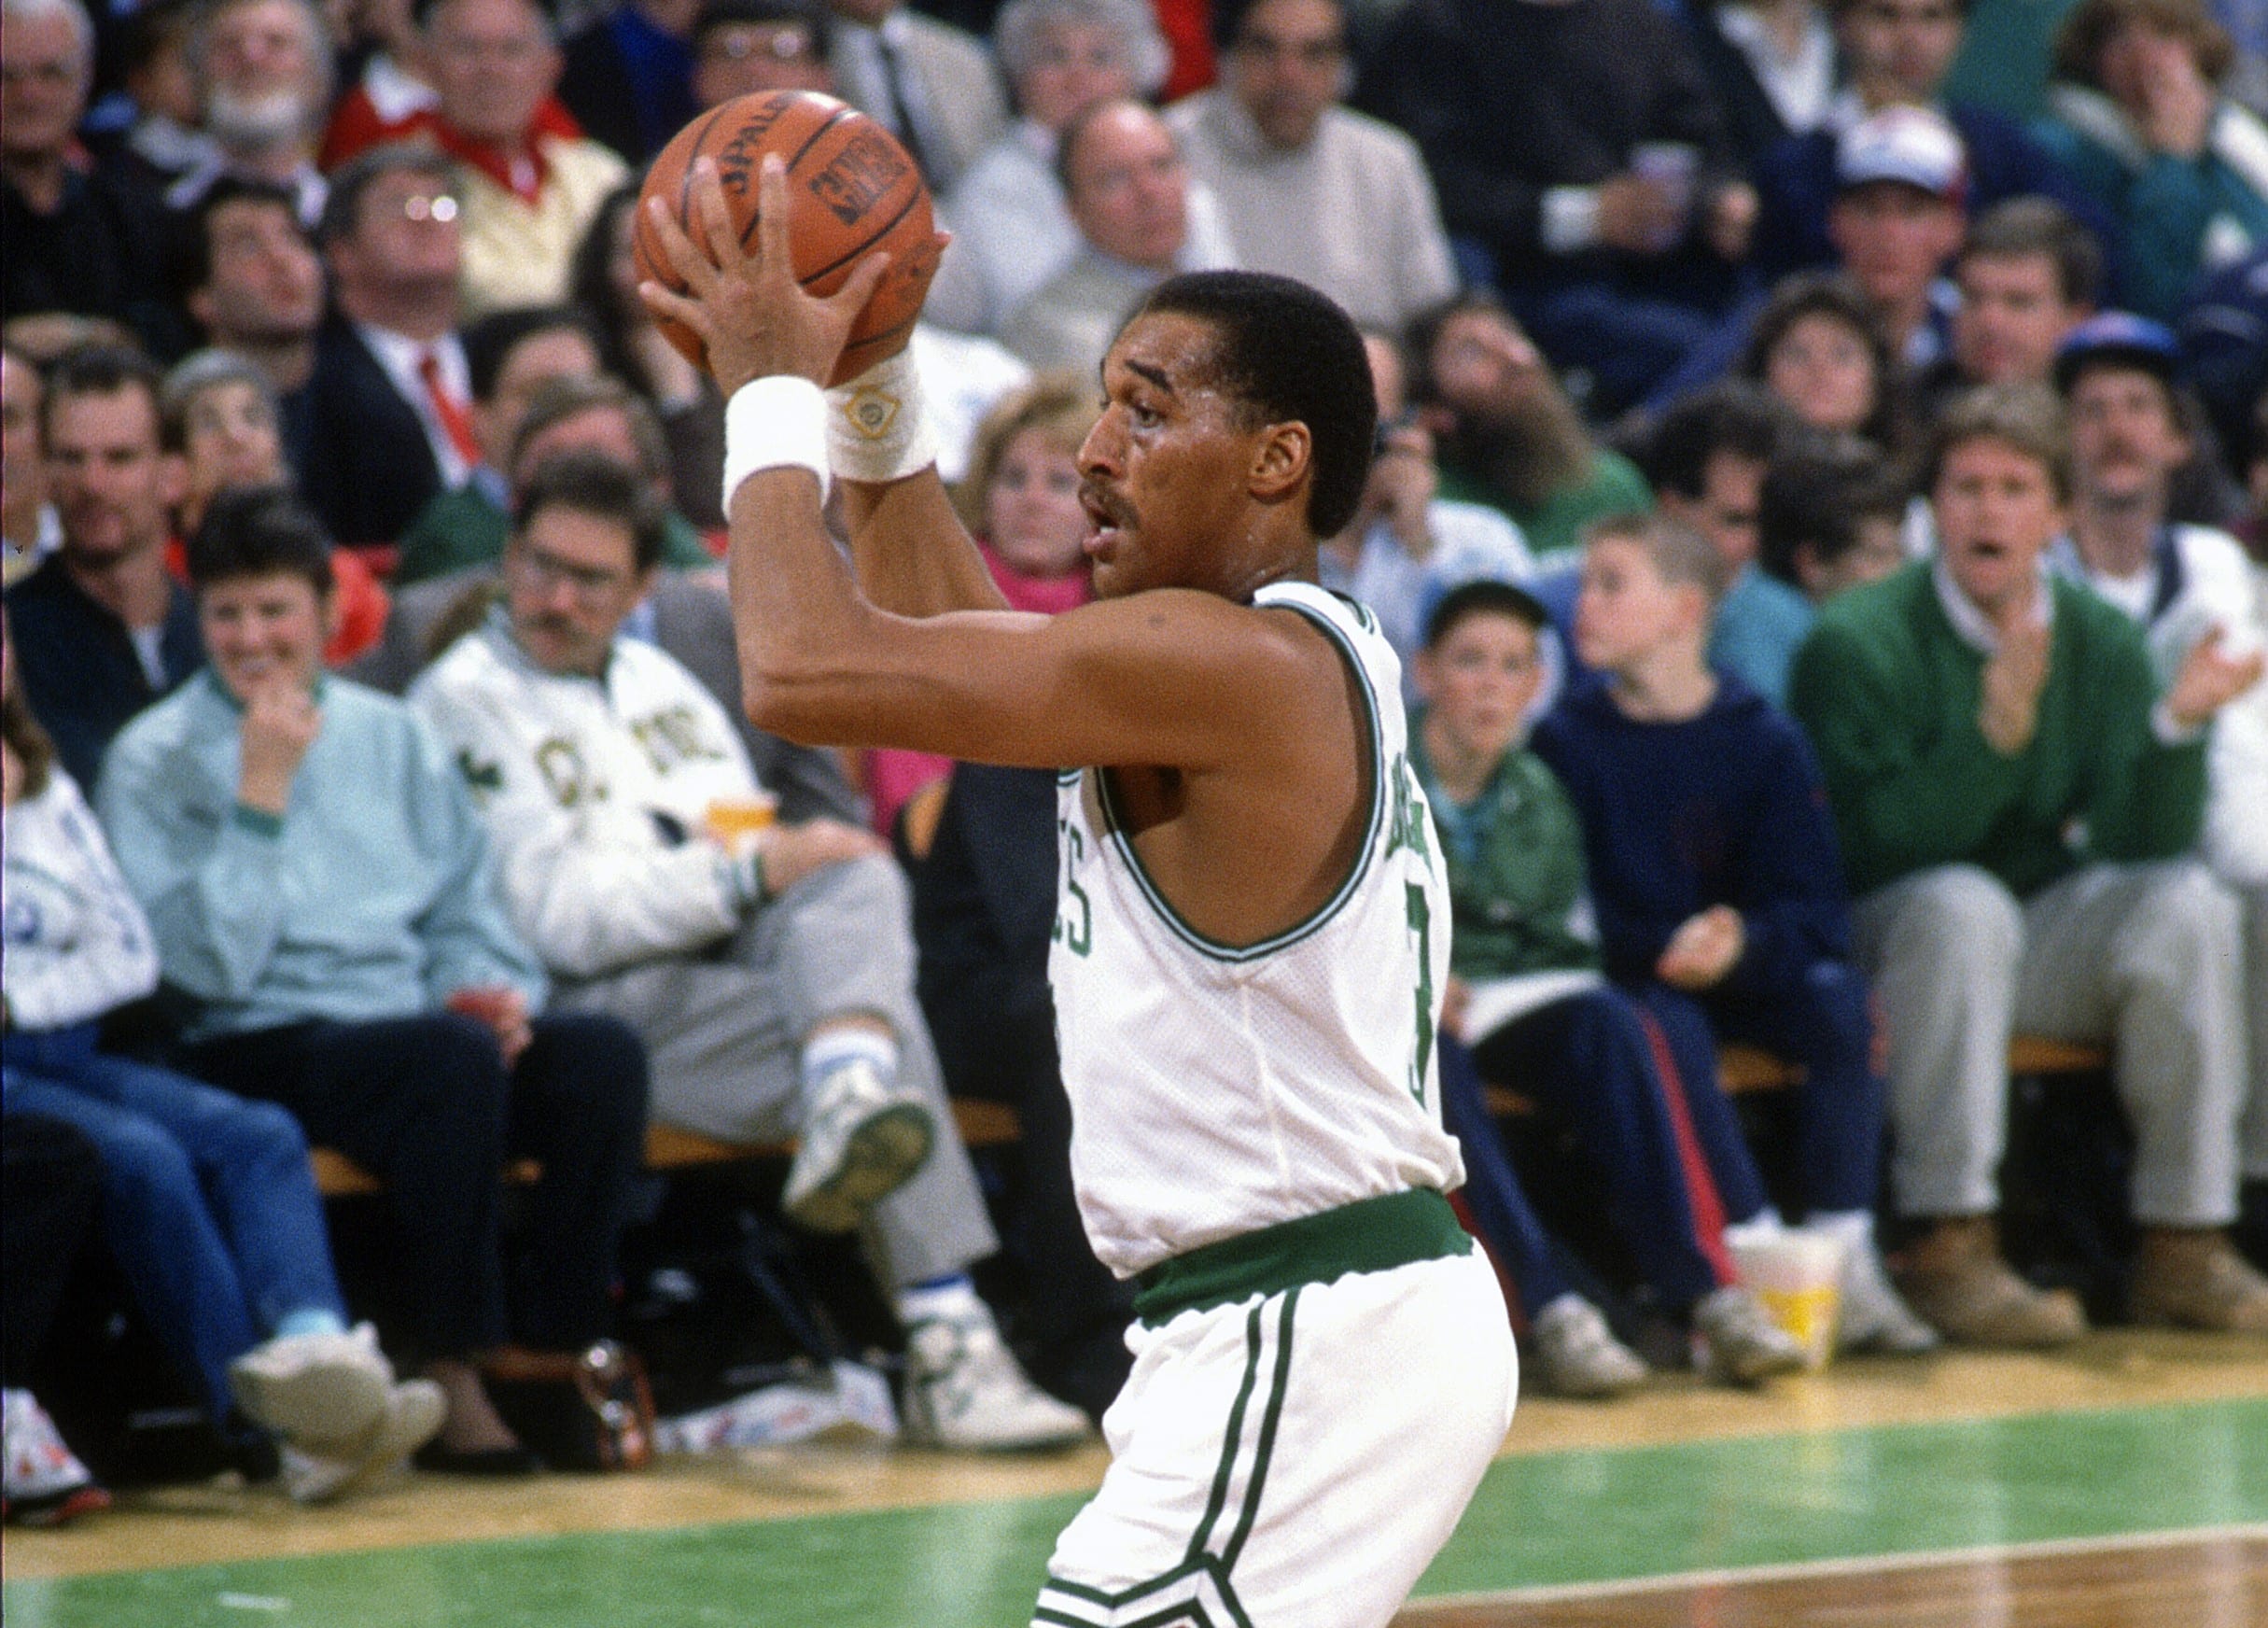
[1055,821,1092,957]
[1406,884,1434,1104]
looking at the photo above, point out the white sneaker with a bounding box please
[1837,1243,1940,1355]
[229,1322,392,1445]
[1692,1286,1808,1387]
[901,1308,1093,1452]
[782,1060,934,1234]
[281,1379,447,1505]
[1529,1298,1649,1399]
[3,1388,109,1526]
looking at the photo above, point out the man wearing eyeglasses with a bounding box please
[303,145,479,556]
[691,0,835,106]
[408,449,1099,1451]
[1168,0,1455,337]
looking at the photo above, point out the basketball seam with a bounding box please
[800,184,927,287]
[657,104,735,294]
[739,105,859,251]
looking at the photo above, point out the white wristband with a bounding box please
[723,376,830,512]
[825,347,939,484]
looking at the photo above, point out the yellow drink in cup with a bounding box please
[706,794,778,855]
[1729,1231,1845,1370]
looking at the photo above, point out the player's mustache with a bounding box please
[1080,479,1136,529]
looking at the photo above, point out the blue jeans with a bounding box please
[1,1025,347,1424]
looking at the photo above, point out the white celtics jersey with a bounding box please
[1050,582,1465,1279]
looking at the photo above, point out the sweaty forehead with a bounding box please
[1105,312,1234,400]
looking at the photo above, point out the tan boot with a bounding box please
[1890,1216,2088,1348]
[2131,1228,2268,1336]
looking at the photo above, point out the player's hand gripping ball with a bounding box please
[634,91,940,386]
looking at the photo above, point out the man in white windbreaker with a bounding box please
[407,450,1091,1450]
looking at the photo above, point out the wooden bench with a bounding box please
[309,1098,1026,1199]
[309,1043,2110,1197]
[1476,1034,2109,1119]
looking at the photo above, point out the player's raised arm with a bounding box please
[642,157,1370,777]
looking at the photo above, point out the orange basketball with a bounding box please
[635,91,939,387]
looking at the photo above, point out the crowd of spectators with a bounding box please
[7,0,2268,1525]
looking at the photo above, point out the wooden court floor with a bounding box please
[4,1331,2264,1627]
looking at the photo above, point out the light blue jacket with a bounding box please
[96,669,546,1042]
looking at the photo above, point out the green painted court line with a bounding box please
[7,1398,2264,1628]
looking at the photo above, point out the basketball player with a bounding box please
[643,155,1518,1628]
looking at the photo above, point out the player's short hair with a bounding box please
[1131,270,1377,539]
[1640,379,1791,501]
[1585,511,1731,603]
[1421,578,1549,650]
[1925,382,2070,499]
[1757,432,1907,584]
[514,449,670,573]
[1958,196,2102,309]
[186,484,336,597]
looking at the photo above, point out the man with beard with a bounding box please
[166,0,334,229]
[1408,293,1652,560]
[2045,315,2268,1270]
[3,346,202,790]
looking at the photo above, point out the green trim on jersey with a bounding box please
[1131,1188,1468,1326]
[1090,598,1386,964]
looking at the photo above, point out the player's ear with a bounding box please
[1249,420,1311,506]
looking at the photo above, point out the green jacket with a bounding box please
[1788,560,2208,899]
[395,483,715,586]
[1410,715,1601,980]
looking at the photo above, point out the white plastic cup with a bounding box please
[1729,1230,1845,1370]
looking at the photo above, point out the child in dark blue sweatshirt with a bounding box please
[1533,513,1935,1355]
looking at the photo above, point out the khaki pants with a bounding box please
[556,852,999,1291]
[1851,860,2247,1227]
